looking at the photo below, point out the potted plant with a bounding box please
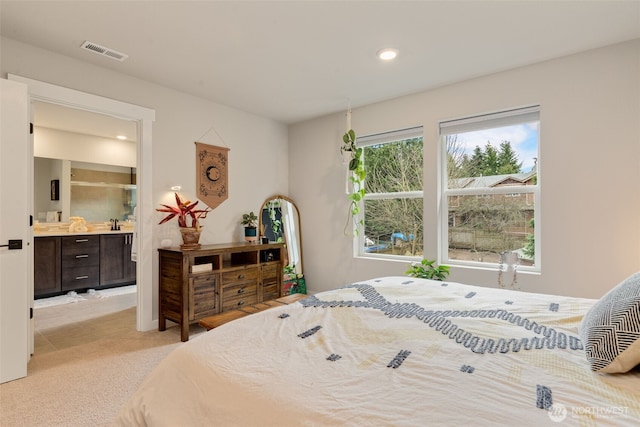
[241,211,258,242]
[157,192,211,250]
[405,259,450,281]
[282,264,306,295]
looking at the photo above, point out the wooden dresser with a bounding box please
[158,242,284,341]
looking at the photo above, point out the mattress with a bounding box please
[114,276,640,426]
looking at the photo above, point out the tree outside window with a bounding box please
[358,130,424,258]
[441,107,540,270]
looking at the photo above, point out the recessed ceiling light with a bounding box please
[377,48,398,61]
[116,135,127,140]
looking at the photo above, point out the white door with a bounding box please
[0,78,31,383]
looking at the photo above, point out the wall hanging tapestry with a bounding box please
[195,141,229,210]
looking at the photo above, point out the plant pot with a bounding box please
[244,226,257,242]
[180,227,201,250]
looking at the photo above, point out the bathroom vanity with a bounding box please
[34,226,135,298]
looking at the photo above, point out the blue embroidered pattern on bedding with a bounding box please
[460,364,475,373]
[298,325,322,339]
[300,283,583,354]
[387,350,411,369]
[536,385,553,410]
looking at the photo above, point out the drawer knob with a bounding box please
[75,275,89,280]
[75,254,89,259]
[75,239,89,243]
[237,300,245,306]
[237,274,244,279]
[237,287,245,294]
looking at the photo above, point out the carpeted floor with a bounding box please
[0,294,206,426]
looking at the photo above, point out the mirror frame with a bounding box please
[259,194,303,274]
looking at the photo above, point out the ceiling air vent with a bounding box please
[80,41,128,62]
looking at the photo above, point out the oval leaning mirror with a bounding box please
[259,195,303,276]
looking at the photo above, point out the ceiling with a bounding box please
[2,1,639,127]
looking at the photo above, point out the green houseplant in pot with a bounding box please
[405,259,450,281]
[157,192,211,250]
[241,211,259,242]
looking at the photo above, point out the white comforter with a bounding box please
[115,277,640,426]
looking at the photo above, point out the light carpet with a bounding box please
[0,307,205,426]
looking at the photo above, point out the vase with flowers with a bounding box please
[157,192,211,250]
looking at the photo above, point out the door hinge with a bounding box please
[30,122,33,134]
[30,215,33,227]
[30,307,33,319]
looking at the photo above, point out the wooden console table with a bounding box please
[158,241,284,341]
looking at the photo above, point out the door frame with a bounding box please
[8,74,156,332]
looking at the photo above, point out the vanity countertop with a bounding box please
[34,222,134,237]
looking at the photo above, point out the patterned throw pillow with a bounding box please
[579,272,640,373]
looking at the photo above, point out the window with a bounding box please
[440,106,540,271]
[357,127,424,258]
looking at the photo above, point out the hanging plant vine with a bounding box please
[267,199,283,242]
[341,129,366,235]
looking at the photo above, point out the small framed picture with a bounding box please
[50,179,59,201]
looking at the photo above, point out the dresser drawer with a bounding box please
[221,267,258,285]
[222,293,259,311]
[62,252,100,268]
[61,265,99,290]
[221,281,258,301]
[61,235,100,255]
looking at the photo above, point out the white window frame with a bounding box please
[356,126,424,259]
[438,106,541,272]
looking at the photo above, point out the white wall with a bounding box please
[34,127,137,168]
[1,37,289,321]
[290,39,640,299]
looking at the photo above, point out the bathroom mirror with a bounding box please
[32,100,138,223]
[259,195,303,275]
[34,157,136,223]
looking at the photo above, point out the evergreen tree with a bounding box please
[450,140,522,178]
[482,143,500,175]
[467,145,485,176]
[497,141,522,174]
[522,218,535,259]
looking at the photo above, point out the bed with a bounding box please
[115,275,640,426]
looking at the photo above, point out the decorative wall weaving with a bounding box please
[195,142,229,210]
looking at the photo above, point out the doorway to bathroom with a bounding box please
[8,73,155,363]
